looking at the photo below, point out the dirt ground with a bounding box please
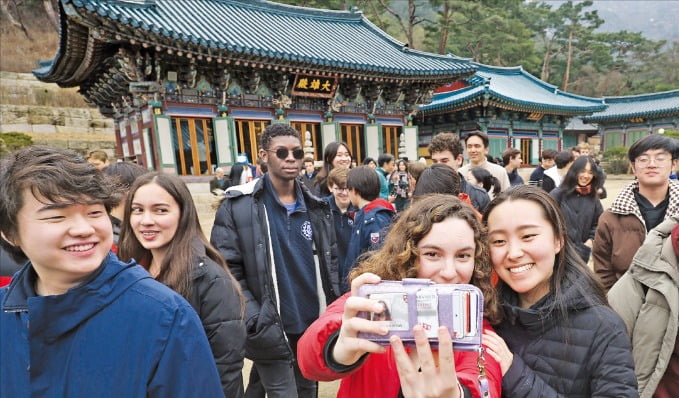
[240,360,341,397]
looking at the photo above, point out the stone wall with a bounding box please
[0,72,117,158]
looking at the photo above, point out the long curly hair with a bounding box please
[349,194,502,324]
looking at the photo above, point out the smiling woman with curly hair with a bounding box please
[298,194,502,398]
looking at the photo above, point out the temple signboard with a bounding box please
[291,73,337,98]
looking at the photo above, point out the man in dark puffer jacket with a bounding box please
[210,124,340,398]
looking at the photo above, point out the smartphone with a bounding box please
[356,278,483,350]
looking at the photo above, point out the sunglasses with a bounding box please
[267,147,305,160]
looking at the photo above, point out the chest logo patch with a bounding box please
[370,232,380,244]
[301,221,313,240]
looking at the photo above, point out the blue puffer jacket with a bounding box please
[0,253,223,398]
[324,194,358,274]
[342,199,395,292]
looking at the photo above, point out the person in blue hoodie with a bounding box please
[0,146,222,398]
[343,165,395,292]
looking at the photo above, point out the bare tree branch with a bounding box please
[1,0,31,40]
[375,0,412,47]
[43,0,59,31]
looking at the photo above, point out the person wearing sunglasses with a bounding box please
[211,123,340,398]
[594,133,679,291]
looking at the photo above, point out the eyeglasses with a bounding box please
[635,154,671,168]
[332,186,349,193]
[266,147,305,160]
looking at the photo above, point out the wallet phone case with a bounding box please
[356,278,484,351]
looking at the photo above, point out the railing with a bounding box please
[161,92,407,115]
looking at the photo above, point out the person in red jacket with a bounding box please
[298,194,503,398]
[0,246,25,287]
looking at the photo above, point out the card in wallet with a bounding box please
[356,278,483,351]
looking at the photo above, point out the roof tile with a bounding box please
[420,62,606,115]
[582,90,679,122]
[57,0,474,77]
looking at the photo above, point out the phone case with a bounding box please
[356,278,483,351]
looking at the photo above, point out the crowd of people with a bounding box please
[1,127,678,398]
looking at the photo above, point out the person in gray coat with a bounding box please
[608,215,679,398]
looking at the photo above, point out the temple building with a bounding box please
[582,89,679,150]
[33,0,475,175]
[416,63,606,164]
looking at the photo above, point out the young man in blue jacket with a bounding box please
[0,146,222,398]
[343,165,395,292]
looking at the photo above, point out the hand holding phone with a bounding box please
[391,325,462,398]
[332,273,388,366]
[356,278,483,350]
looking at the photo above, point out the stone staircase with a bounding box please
[0,72,117,157]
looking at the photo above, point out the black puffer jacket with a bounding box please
[186,247,246,398]
[496,272,638,397]
[550,187,603,261]
[210,176,340,362]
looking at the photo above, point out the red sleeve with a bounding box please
[454,320,503,398]
[299,298,503,398]
[298,293,351,381]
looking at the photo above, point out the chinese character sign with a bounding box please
[292,74,338,98]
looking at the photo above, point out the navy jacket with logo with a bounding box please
[210,176,340,361]
[342,199,395,292]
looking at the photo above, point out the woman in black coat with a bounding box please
[482,185,637,397]
[549,156,603,263]
[118,172,245,398]
[313,141,352,197]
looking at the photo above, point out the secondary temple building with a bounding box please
[416,63,607,164]
[582,89,679,151]
[34,0,476,175]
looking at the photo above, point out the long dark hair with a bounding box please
[470,168,501,197]
[118,173,240,301]
[482,185,607,320]
[560,156,600,196]
[412,164,461,199]
[228,163,245,186]
[314,141,351,196]
[351,194,502,324]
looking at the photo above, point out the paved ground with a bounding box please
[194,173,635,398]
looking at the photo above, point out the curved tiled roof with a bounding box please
[55,0,474,78]
[582,90,679,122]
[420,63,606,115]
